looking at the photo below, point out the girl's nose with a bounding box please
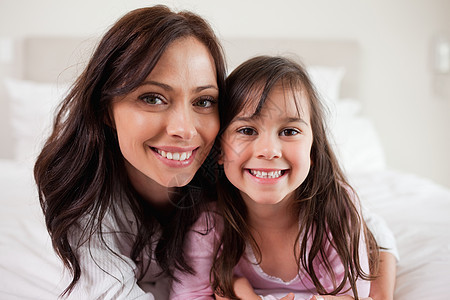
[166,105,197,140]
[255,133,281,160]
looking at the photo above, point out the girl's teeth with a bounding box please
[157,149,193,161]
[250,170,282,178]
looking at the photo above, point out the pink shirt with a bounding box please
[170,208,370,300]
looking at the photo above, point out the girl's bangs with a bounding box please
[244,77,308,120]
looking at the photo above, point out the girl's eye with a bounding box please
[237,127,257,136]
[194,97,216,108]
[139,94,166,105]
[280,128,300,136]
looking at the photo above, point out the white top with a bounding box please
[66,200,170,300]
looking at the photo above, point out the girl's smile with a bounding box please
[247,168,287,179]
[220,83,313,206]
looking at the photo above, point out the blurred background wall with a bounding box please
[0,0,449,188]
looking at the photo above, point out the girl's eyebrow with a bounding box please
[233,116,309,126]
[233,116,254,122]
[285,117,309,126]
[140,80,218,92]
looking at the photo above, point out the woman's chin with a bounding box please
[163,173,194,188]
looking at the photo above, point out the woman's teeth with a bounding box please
[157,149,192,161]
[250,170,283,179]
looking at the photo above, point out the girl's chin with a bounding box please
[242,193,285,205]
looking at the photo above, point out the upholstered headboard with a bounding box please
[20,36,361,96]
[21,36,98,83]
[222,38,360,99]
[0,36,361,159]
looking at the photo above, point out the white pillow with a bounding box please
[328,99,387,174]
[4,78,70,163]
[307,66,345,108]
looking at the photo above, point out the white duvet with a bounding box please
[0,160,67,299]
[349,169,450,299]
[1,159,450,299]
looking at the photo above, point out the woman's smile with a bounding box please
[112,36,219,188]
[151,146,197,167]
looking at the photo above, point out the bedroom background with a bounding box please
[0,0,449,189]
[1,1,450,299]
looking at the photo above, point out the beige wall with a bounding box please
[0,0,449,188]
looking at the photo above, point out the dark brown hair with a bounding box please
[34,5,226,296]
[212,56,379,299]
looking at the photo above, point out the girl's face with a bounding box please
[112,36,219,193]
[220,83,313,207]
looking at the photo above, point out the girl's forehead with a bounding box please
[237,84,309,120]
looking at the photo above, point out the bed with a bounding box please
[1,37,449,300]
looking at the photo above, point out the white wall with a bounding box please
[1,0,449,188]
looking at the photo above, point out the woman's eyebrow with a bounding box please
[141,80,173,91]
[140,80,218,92]
[195,85,218,92]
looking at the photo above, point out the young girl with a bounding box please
[170,56,379,300]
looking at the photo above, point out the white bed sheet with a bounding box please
[349,169,450,299]
[1,159,450,299]
[0,159,68,299]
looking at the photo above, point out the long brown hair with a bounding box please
[212,56,378,299]
[33,5,226,296]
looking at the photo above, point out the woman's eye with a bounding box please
[140,94,165,105]
[194,97,216,108]
[237,127,257,135]
[280,128,300,136]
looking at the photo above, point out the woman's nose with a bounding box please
[166,105,197,140]
[255,133,281,160]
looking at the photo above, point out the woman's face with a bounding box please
[111,36,219,198]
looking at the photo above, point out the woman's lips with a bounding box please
[155,148,193,161]
[151,146,198,167]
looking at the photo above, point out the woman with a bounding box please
[34,5,396,300]
[34,5,226,299]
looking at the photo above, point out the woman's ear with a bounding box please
[217,147,224,165]
[104,107,116,129]
[212,139,224,165]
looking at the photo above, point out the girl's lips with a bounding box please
[151,146,198,167]
[246,168,288,180]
